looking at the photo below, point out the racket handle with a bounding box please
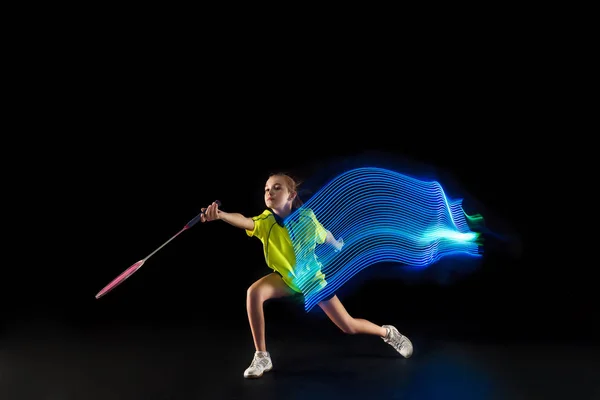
[185,200,222,228]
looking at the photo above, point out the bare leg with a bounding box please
[318,295,388,337]
[247,273,296,352]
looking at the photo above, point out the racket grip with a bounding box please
[185,200,221,228]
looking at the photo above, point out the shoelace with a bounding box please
[386,331,406,352]
[393,337,407,353]
[250,354,268,370]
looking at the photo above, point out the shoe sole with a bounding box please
[244,365,273,379]
[401,337,414,358]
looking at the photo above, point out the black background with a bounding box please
[4,48,591,347]
[8,123,590,345]
[3,21,596,400]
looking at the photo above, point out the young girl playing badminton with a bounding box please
[200,172,413,378]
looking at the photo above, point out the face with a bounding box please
[265,175,295,210]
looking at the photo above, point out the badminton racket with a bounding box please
[95,200,221,299]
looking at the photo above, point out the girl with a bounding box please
[200,172,413,378]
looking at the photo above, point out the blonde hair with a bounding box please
[269,172,304,209]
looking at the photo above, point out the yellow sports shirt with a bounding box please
[245,208,328,294]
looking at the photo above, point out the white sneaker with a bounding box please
[382,325,413,358]
[243,351,273,378]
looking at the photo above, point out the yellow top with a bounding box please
[245,208,328,294]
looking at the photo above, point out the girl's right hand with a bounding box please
[334,238,344,252]
[201,201,221,222]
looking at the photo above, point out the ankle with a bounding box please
[381,326,390,338]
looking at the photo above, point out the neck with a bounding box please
[271,203,293,219]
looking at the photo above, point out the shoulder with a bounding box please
[297,207,319,222]
[297,207,315,217]
[252,209,274,222]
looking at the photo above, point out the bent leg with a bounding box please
[318,295,387,337]
[247,273,296,352]
[319,295,414,358]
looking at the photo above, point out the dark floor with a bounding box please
[2,316,599,400]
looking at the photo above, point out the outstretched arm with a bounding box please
[201,201,254,231]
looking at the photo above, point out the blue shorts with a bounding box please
[274,271,336,302]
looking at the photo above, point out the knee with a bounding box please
[338,319,358,335]
[246,285,265,305]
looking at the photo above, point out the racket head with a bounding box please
[95,260,145,299]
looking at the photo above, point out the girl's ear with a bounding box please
[289,191,297,201]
